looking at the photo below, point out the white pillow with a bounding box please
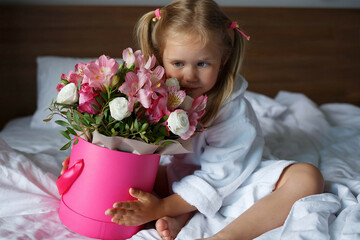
[244,91,288,118]
[31,56,99,129]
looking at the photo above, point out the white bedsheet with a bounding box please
[0,91,359,240]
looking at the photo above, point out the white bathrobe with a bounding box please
[166,75,293,221]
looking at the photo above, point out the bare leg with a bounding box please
[199,163,324,240]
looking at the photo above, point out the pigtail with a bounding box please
[228,25,246,83]
[135,10,160,62]
[201,22,246,126]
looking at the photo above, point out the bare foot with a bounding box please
[155,213,192,240]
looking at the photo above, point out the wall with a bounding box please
[1,0,360,8]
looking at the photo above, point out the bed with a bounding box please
[1,5,360,240]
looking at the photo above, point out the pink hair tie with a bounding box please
[152,8,161,22]
[230,21,250,40]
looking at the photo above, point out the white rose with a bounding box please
[167,110,190,136]
[109,97,131,121]
[165,78,180,90]
[57,83,78,104]
[179,95,194,111]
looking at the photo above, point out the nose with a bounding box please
[182,66,197,84]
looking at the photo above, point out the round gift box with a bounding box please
[58,137,160,240]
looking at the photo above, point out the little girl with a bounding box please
[70,0,325,239]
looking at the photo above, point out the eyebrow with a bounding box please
[164,56,216,62]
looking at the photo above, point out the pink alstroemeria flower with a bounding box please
[190,95,208,119]
[123,48,137,68]
[179,113,198,140]
[56,70,82,93]
[135,54,157,70]
[147,95,170,122]
[77,83,101,114]
[168,86,186,111]
[179,95,208,140]
[75,62,87,76]
[83,55,119,92]
[118,71,145,111]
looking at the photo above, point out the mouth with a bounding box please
[181,87,199,94]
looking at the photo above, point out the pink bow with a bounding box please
[56,159,84,195]
[152,8,161,22]
[230,21,250,40]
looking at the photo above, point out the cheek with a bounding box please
[164,67,180,80]
[205,70,218,90]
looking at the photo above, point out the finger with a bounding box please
[113,201,139,210]
[60,157,70,175]
[62,156,70,166]
[111,216,135,226]
[129,188,148,201]
[105,208,135,219]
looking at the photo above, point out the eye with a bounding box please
[173,62,184,67]
[198,62,209,67]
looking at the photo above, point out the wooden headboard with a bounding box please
[1,6,360,129]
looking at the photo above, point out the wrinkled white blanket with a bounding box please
[0,91,359,240]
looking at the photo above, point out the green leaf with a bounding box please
[71,124,83,131]
[139,133,149,143]
[96,96,104,106]
[76,111,84,119]
[159,126,169,136]
[78,78,82,91]
[134,119,139,131]
[154,136,164,144]
[153,124,160,133]
[73,111,80,124]
[84,114,96,124]
[79,118,90,127]
[160,141,174,147]
[92,104,101,113]
[66,127,77,136]
[59,130,71,140]
[159,115,169,123]
[60,79,69,85]
[140,123,149,132]
[55,120,70,127]
[60,141,72,150]
[99,91,108,102]
[119,122,125,132]
[73,138,79,145]
[95,115,102,125]
[67,110,72,124]
[111,128,118,136]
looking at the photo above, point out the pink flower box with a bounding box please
[57,137,160,240]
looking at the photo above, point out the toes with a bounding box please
[155,218,168,232]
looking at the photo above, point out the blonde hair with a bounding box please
[135,0,246,125]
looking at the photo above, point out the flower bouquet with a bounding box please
[45,48,207,240]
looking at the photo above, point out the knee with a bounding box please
[277,163,324,197]
[290,163,324,195]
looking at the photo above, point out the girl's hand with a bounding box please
[60,156,70,175]
[105,188,164,226]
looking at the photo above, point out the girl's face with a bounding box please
[162,33,223,98]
